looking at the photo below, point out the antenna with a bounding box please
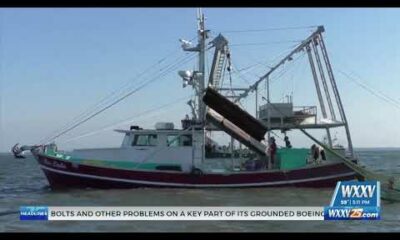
[197,8,202,29]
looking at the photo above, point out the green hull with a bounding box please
[44,151,180,171]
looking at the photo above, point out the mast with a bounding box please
[197,8,207,123]
[178,9,209,166]
[196,8,207,166]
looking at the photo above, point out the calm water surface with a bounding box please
[0,149,399,232]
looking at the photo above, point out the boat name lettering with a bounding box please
[43,159,67,169]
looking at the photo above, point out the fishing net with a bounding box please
[300,129,400,202]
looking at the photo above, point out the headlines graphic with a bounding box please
[20,206,48,221]
[324,180,381,220]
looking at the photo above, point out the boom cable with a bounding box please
[40,36,197,144]
[338,70,400,111]
[327,50,400,110]
[230,40,302,47]
[220,25,318,34]
[60,94,192,144]
[41,52,197,144]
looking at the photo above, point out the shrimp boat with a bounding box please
[13,10,360,189]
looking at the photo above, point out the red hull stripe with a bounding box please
[40,165,355,187]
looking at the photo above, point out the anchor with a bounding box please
[11,143,43,159]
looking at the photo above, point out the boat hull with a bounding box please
[36,154,359,189]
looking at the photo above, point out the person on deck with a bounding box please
[311,144,323,164]
[260,137,268,169]
[320,147,326,161]
[267,137,277,168]
[284,136,292,148]
[311,144,317,161]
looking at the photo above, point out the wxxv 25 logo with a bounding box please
[324,180,380,220]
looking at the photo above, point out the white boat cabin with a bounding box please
[70,122,202,173]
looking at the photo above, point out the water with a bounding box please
[0,149,399,232]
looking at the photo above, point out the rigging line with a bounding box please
[43,44,209,144]
[79,52,182,116]
[227,51,280,71]
[40,36,198,144]
[337,70,400,111]
[227,50,292,87]
[113,47,206,104]
[230,40,303,47]
[231,42,300,80]
[228,66,235,96]
[251,41,307,80]
[327,49,400,107]
[41,51,197,144]
[229,64,260,82]
[226,67,245,109]
[229,57,265,81]
[40,53,188,145]
[220,58,227,88]
[43,53,198,144]
[60,94,192,144]
[257,53,305,102]
[221,25,318,33]
[269,51,306,84]
[340,67,400,107]
[234,62,260,73]
[290,50,304,97]
[338,70,399,108]
[206,48,210,85]
[265,42,302,66]
[286,51,304,97]
[158,53,191,72]
[231,63,251,85]
[54,53,196,142]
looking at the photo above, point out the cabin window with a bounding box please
[181,135,192,146]
[167,135,180,147]
[167,135,192,147]
[132,134,158,146]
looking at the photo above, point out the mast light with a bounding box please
[178,70,194,88]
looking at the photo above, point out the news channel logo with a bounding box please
[20,206,48,221]
[324,180,380,220]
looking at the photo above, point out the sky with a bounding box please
[1,8,400,152]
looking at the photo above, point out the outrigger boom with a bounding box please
[229,25,354,158]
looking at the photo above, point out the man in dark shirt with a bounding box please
[268,137,277,167]
[284,136,292,148]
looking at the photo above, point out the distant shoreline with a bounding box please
[353,147,400,151]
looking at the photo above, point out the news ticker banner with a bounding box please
[20,206,325,221]
[20,180,381,221]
